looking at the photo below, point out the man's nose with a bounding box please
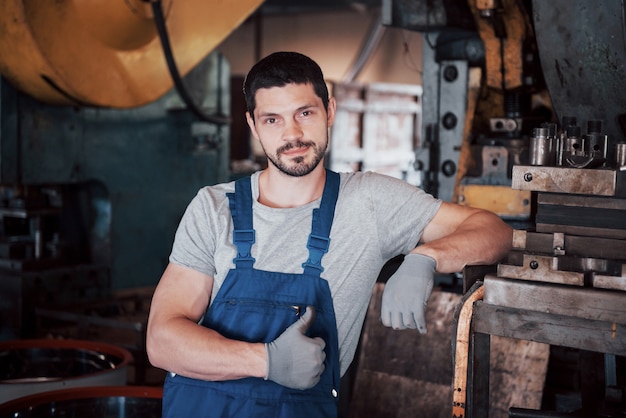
[282,119,303,140]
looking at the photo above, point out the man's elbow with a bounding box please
[145,322,166,370]
[492,220,514,262]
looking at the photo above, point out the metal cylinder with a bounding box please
[542,122,557,138]
[587,119,603,134]
[615,143,626,168]
[555,132,565,166]
[562,125,583,162]
[584,132,607,159]
[530,127,551,165]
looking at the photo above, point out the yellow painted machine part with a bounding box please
[468,0,531,90]
[0,0,264,107]
[458,184,531,219]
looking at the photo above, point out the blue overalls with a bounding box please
[163,169,341,418]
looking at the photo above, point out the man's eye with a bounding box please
[265,118,276,124]
[301,110,312,117]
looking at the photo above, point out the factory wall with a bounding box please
[218,9,424,85]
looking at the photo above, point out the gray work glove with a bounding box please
[265,306,326,390]
[381,253,436,333]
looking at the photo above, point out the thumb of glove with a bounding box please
[294,305,316,334]
[265,305,326,390]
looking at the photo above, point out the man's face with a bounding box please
[246,83,335,177]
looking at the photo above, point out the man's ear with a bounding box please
[327,97,337,127]
[245,112,260,141]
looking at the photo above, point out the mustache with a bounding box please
[277,140,316,155]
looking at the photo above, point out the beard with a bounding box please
[264,139,327,177]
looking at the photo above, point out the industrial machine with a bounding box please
[383,0,626,416]
[0,0,624,415]
[0,0,262,340]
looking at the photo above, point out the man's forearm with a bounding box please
[412,211,512,273]
[147,316,267,382]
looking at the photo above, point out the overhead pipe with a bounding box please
[342,10,386,83]
[150,0,230,125]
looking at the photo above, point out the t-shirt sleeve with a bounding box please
[361,171,442,259]
[169,188,219,277]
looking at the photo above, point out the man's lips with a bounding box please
[278,141,313,156]
[281,146,309,156]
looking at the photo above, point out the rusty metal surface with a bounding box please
[512,229,626,260]
[535,223,626,241]
[484,275,626,325]
[511,165,626,196]
[507,228,626,291]
[498,253,585,286]
[473,299,626,357]
[594,265,626,291]
[537,193,626,210]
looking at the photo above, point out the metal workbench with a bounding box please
[464,293,626,417]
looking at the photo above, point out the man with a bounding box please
[147,51,512,417]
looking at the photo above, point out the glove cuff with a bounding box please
[405,252,437,271]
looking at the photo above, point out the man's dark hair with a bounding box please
[243,51,329,120]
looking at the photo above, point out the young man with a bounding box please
[147,51,512,417]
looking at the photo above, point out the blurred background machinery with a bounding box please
[0,0,263,341]
[384,0,625,224]
[0,0,624,416]
[381,0,626,416]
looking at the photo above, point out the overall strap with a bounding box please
[226,176,255,269]
[302,169,341,276]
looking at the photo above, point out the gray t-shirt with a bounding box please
[169,170,442,376]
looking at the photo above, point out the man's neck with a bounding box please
[257,166,326,208]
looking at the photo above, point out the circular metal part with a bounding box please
[503,119,519,131]
[441,160,457,177]
[443,65,458,82]
[413,159,425,171]
[529,260,539,269]
[0,339,132,404]
[0,386,162,418]
[523,172,533,182]
[442,112,458,130]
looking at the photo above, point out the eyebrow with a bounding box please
[257,103,319,118]
[257,111,279,118]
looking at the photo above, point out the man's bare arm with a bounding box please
[146,263,266,381]
[414,202,513,273]
[380,202,512,331]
